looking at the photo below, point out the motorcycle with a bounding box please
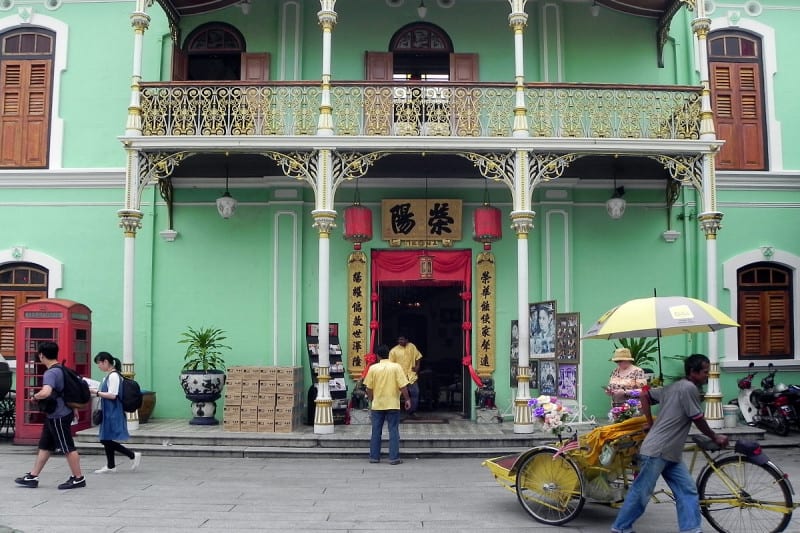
[750,363,791,436]
[782,384,800,431]
[730,361,758,424]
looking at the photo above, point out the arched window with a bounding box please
[390,23,453,81]
[709,30,767,171]
[0,263,48,360]
[737,263,793,359]
[365,23,476,82]
[172,23,269,82]
[0,27,55,168]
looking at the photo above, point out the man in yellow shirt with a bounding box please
[389,335,423,418]
[364,344,410,465]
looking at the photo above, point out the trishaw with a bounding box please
[482,416,797,533]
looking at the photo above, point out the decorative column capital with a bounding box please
[312,210,337,236]
[510,210,535,235]
[317,0,337,29]
[130,10,151,32]
[118,209,143,237]
[691,17,710,38]
[698,211,723,240]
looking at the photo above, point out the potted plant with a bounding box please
[178,326,230,425]
[614,337,659,384]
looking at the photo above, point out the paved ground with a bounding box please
[0,441,798,532]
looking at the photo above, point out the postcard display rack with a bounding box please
[306,323,347,425]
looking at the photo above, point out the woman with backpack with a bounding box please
[90,352,141,473]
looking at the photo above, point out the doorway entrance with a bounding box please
[379,283,467,416]
[371,249,474,418]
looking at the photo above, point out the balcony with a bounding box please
[139,81,701,141]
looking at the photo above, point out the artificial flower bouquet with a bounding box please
[529,395,571,435]
[609,398,642,423]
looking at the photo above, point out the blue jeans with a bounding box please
[370,409,400,461]
[611,454,701,533]
[407,383,419,414]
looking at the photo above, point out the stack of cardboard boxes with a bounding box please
[223,366,304,432]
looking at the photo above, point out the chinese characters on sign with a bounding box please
[476,252,496,377]
[346,252,368,378]
[381,199,463,245]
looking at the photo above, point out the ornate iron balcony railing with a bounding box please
[139,82,701,140]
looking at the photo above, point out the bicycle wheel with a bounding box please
[698,454,793,533]
[515,448,585,525]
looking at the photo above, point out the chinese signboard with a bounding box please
[381,199,462,245]
[346,251,368,378]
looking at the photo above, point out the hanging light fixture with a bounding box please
[216,153,238,219]
[605,157,626,220]
[417,0,427,19]
[473,180,502,250]
[343,180,373,250]
[591,1,600,17]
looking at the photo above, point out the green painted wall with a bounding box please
[1,1,798,423]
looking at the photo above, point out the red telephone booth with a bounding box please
[14,299,92,444]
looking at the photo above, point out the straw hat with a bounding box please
[611,347,634,362]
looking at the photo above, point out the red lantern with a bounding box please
[343,203,373,250]
[473,204,502,250]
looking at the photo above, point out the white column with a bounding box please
[312,147,337,434]
[118,1,150,430]
[692,2,725,429]
[317,0,337,135]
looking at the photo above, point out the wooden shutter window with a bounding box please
[0,58,52,168]
[711,62,765,171]
[737,264,793,359]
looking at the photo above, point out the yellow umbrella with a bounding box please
[582,296,739,379]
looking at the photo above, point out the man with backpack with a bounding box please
[15,341,86,490]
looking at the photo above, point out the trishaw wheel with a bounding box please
[515,448,585,526]
[698,455,793,533]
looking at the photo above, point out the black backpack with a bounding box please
[115,371,143,413]
[57,364,91,409]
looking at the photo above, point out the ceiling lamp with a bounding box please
[605,157,626,219]
[606,185,626,220]
[343,183,373,250]
[417,0,427,18]
[473,181,502,250]
[591,1,600,17]
[239,0,252,16]
[216,153,238,219]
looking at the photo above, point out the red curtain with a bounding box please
[363,250,481,387]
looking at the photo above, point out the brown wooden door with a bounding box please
[365,51,393,81]
[450,53,478,82]
[240,53,270,81]
[711,62,766,171]
[0,60,52,168]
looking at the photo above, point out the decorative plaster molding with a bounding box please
[0,248,63,297]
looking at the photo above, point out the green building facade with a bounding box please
[0,0,797,429]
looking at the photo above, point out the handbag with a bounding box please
[92,408,103,425]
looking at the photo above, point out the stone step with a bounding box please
[75,441,531,459]
[71,421,769,459]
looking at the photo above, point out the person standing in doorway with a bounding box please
[610,353,729,533]
[90,352,142,473]
[389,335,423,418]
[14,341,86,490]
[364,344,411,465]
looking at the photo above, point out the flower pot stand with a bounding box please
[179,370,226,426]
[185,391,221,425]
